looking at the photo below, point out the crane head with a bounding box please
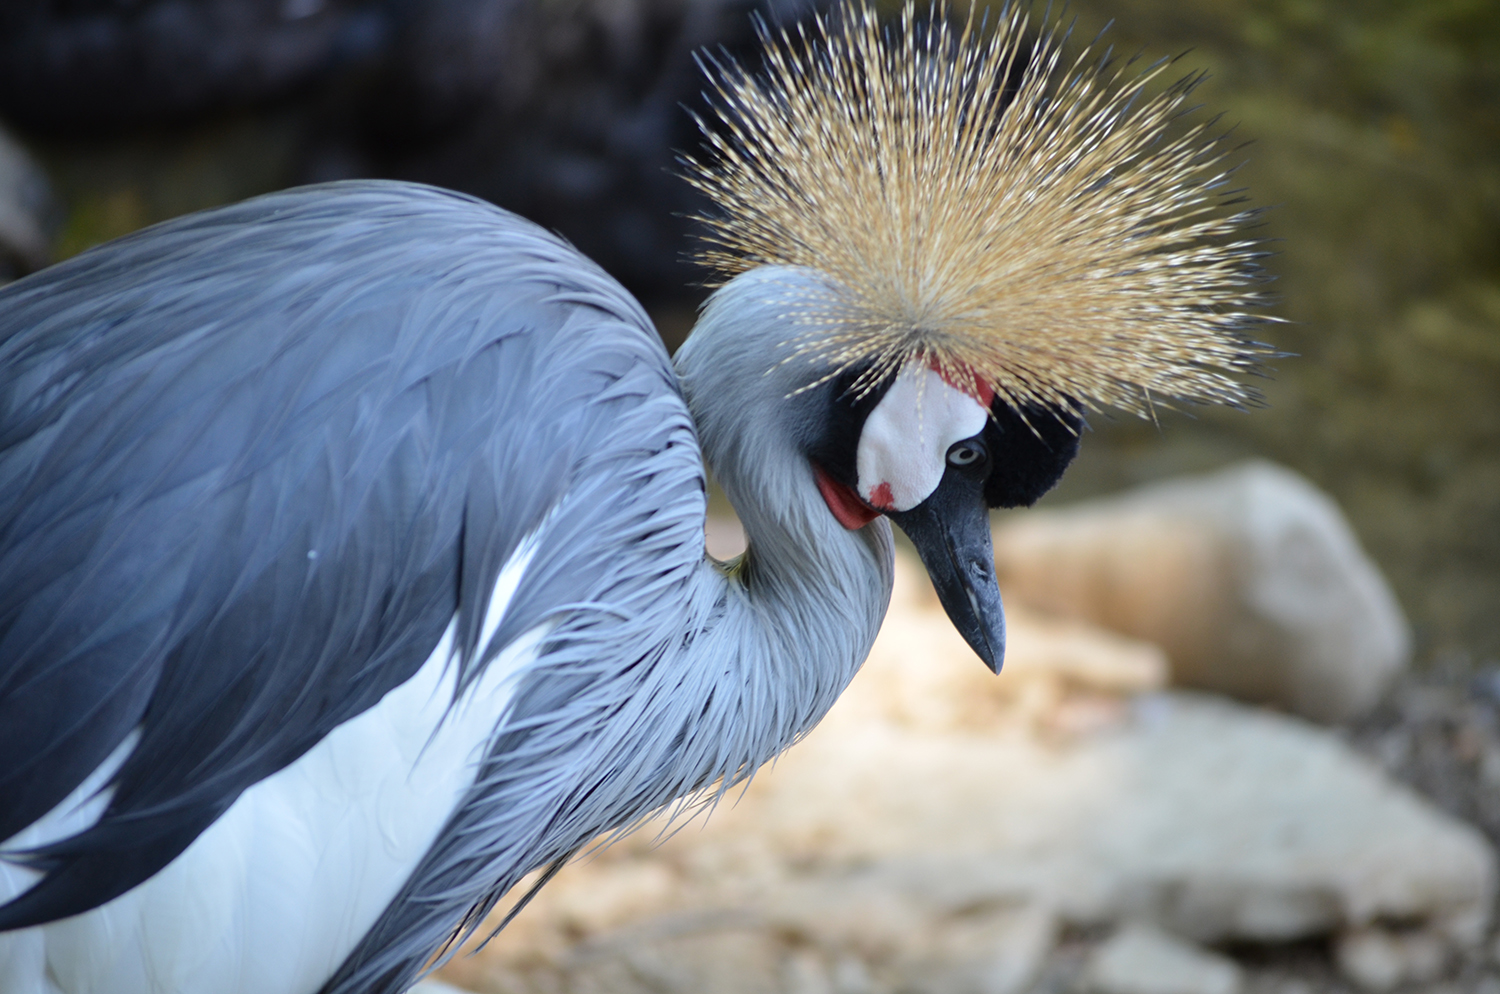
[805,359,1080,672]
[678,0,1278,672]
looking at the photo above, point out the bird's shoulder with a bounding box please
[0,180,704,928]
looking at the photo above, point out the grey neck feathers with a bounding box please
[674,266,895,780]
[320,266,898,994]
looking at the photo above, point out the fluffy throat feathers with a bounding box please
[681,0,1279,417]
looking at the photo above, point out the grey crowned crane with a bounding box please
[0,4,1270,993]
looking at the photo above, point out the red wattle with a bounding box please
[813,465,881,530]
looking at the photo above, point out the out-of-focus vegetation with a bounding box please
[44,114,303,261]
[23,0,1500,660]
[1030,0,1500,663]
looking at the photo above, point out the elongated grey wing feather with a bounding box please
[0,180,704,935]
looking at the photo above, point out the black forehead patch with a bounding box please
[982,401,1084,508]
[801,364,894,490]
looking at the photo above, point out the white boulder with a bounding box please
[1336,925,1452,991]
[992,460,1411,722]
[0,124,52,278]
[1084,924,1242,994]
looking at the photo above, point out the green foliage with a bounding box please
[1036,0,1500,659]
[44,115,301,262]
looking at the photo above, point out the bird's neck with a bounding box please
[669,456,893,800]
[707,458,894,736]
[669,268,895,790]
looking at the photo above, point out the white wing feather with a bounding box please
[0,538,546,994]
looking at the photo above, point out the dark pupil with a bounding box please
[949,444,979,466]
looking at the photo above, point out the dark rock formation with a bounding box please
[0,0,822,301]
[346,0,821,304]
[0,0,387,132]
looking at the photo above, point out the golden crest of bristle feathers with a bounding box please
[680,1,1276,414]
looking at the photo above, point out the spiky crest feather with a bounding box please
[681,1,1276,414]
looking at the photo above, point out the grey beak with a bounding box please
[887,471,1006,673]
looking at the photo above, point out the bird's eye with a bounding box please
[947,440,986,467]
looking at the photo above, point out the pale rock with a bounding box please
[992,460,1411,722]
[856,555,1167,737]
[410,981,484,994]
[831,954,878,994]
[757,869,1055,994]
[0,124,53,278]
[785,949,836,994]
[762,872,936,955]
[893,901,1056,994]
[728,665,1494,953]
[435,551,1487,994]
[1336,926,1450,991]
[1085,924,1241,994]
[565,919,784,994]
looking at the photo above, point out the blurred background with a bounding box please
[2,1,1498,992]
[5,0,1497,662]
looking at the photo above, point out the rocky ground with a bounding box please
[424,467,1500,994]
[1002,473,1500,994]
[425,649,1500,994]
[1083,627,1500,990]
[1064,664,1500,994]
[980,679,1500,994]
[1351,663,1500,858]
[1329,668,1500,994]
[956,672,1500,994]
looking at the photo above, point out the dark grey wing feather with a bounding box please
[0,181,674,928]
[321,284,713,994]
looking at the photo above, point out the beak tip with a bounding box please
[886,484,1007,678]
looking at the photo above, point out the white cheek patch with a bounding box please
[857,365,990,512]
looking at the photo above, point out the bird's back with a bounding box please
[0,180,709,994]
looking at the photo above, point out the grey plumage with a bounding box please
[329,255,894,994]
[0,181,890,993]
[0,4,1267,988]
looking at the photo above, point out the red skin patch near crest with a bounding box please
[929,359,995,407]
[813,464,881,530]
